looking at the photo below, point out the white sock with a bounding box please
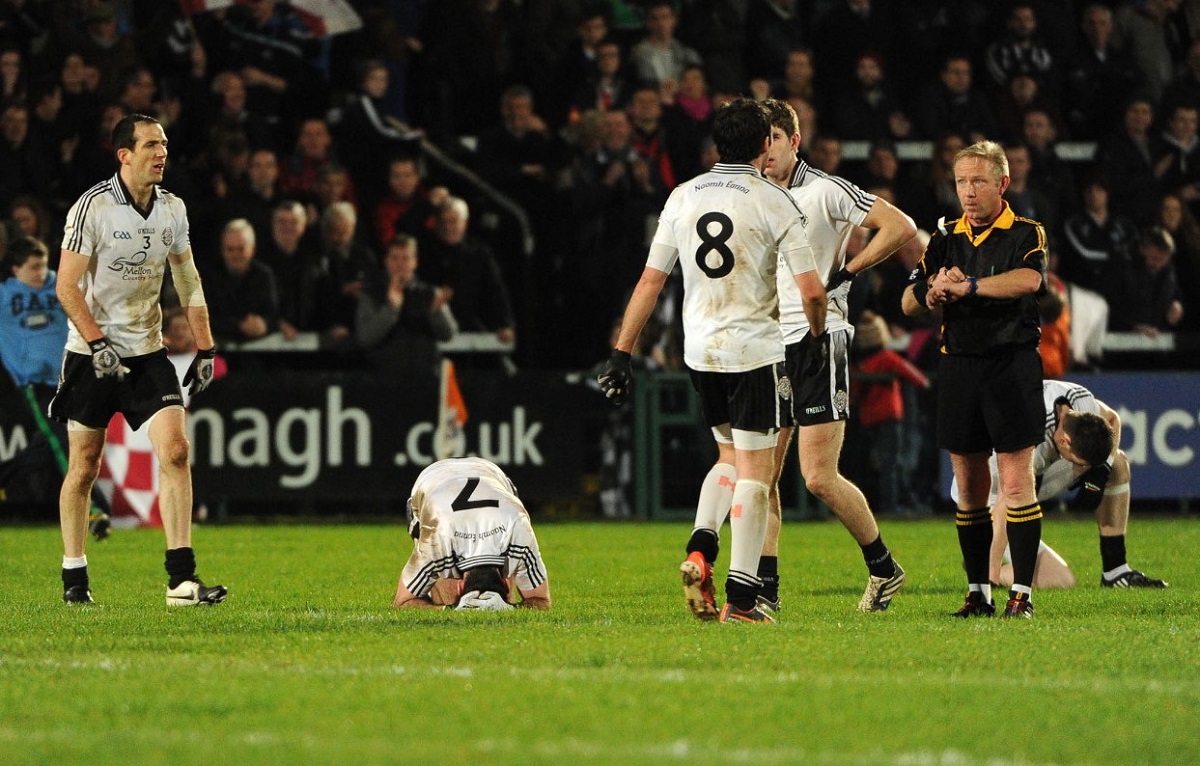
[694,462,737,532]
[1104,563,1132,581]
[1010,584,1032,597]
[63,556,87,569]
[970,582,994,603]
[728,479,769,585]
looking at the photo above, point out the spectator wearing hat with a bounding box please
[1106,227,1186,337]
[849,311,930,516]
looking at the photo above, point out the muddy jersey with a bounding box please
[777,159,874,344]
[60,173,191,357]
[401,457,548,598]
[646,162,814,373]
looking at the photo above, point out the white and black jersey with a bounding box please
[777,159,875,344]
[1033,379,1100,476]
[60,173,191,357]
[400,457,548,599]
[646,162,815,373]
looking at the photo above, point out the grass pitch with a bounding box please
[1,516,1196,766]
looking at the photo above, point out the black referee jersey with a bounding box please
[911,203,1047,356]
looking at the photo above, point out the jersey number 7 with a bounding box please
[451,478,500,511]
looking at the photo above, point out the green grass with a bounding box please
[1,517,1197,766]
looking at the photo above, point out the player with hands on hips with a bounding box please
[50,112,225,607]
[754,98,917,615]
[392,457,551,611]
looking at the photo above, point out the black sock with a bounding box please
[165,547,197,588]
[62,566,89,590]
[725,578,759,611]
[956,508,992,588]
[1100,535,1127,573]
[861,535,895,578]
[686,528,719,564]
[1007,503,1043,589]
[757,555,779,601]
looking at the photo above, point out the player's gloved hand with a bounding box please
[1069,462,1111,513]
[825,266,854,292]
[182,347,216,396]
[597,349,632,406]
[88,337,130,381]
[803,332,829,377]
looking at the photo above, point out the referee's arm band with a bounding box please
[911,279,930,305]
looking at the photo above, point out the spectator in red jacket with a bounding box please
[851,312,930,516]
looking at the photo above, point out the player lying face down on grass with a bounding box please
[392,457,551,610]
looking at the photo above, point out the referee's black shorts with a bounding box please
[936,346,1043,454]
[49,349,184,430]
[688,362,789,432]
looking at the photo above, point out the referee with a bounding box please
[50,113,226,606]
[902,140,1047,619]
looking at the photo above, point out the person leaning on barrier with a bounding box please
[392,457,550,611]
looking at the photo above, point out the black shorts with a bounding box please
[48,349,184,430]
[936,346,1043,454]
[783,329,851,427]
[688,362,789,432]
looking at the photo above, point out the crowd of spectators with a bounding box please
[0,0,1198,380]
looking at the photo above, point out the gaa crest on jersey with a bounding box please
[833,388,848,414]
[162,227,174,247]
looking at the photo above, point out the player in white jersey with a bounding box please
[598,98,824,623]
[49,114,225,607]
[392,457,551,610]
[950,379,1167,589]
[755,99,917,613]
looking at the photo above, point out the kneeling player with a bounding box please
[971,380,1168,589]
[392,457,552,610]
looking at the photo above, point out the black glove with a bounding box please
[88,337,129,381]
[597,349,633,406]
[1069,462,1111,513]
[825,266,854,292]
[182,347,216,396]
[803,332,829,377]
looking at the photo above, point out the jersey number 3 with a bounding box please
[695,212,734,279]
[451,478,500,511]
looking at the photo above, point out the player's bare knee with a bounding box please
[159,436,192,471]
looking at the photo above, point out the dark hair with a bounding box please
[761,97,799,137]
[461,566,509,600]
[5,235,49,274]
[711,98,769,164]
[112,112,159,153]
[1064,411,1114,466]
[388,233,419,252]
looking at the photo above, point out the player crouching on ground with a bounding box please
[989,380,1167,590]
[392,457,551,611]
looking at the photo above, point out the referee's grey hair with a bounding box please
[954,140,1009,181]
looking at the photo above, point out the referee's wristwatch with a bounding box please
[967,276,979,296]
